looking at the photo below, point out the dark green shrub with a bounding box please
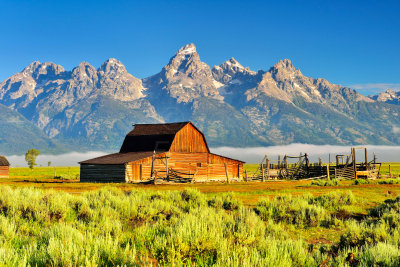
[378,178,400,185]
[370,196,400,217]
[311,179,340,186]
[207,193,241,211]
[353,179,371,185]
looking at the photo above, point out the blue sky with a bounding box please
[0,0,399,94]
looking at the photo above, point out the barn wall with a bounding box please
[126,152,243,182]
[0,166,9,178]
[169,124,208,153]
[80,164,126,183]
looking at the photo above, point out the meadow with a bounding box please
[0,163,399,266]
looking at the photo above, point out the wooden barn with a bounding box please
[80,122,244,183]
[0,156,10,178]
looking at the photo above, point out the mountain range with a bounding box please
[1,43,399,155]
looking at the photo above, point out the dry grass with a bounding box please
[3,166,400,210]
[2,165,400,265]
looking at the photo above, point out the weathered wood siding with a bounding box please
[170,124,208,152]
[0,166,9,178]
[126,152,243,182]
[80,164,126,183]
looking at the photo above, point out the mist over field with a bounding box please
[7,151,107,167]
[6,144,400,167]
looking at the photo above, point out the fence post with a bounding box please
[266,158,270,180]
[261,163,265,182]
[224,163,229,183]
[166,155,169,180]
[245,170,248,182]
[389,164,392,178]
[326,163,330,180]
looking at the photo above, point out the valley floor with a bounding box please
[0,164,400,265]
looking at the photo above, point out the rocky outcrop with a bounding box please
[370,89,400,105]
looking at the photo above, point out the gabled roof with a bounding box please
[0,156,10,166]
[80,151,160,165]
[126,122,189,136]
[119,121,209,153]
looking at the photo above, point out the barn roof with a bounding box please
[79,121,244,165]
[79,151,159,165]
[209,153,246,163]
[0,156,10,166]
[119,121,210,153]
[127,122,189,136]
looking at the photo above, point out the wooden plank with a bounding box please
[261,164,265,182]
[326,163,330,180]
[224,163,229,183]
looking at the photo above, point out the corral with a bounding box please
[80,122,244,183]
[248,147,381,181]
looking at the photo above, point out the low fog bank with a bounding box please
[211,144,400,163]
[6,144,400,167]
[7,151,107,167]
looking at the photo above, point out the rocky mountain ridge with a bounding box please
[370,89,400,105]
[0,43,399,154]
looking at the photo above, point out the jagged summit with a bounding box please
[98,58,128,79]
[371,89,400,104]
[176,43,197,55]
[212,57,257,84]
[272,59,296,72]
[72,62,96,76]
[99,58,126,69]
[22,61,65,79]
[22,61,42,73]
[224,57,244,69]
[144,43,223,103]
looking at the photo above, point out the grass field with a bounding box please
[9,166,80,179]
[1,164,400,265]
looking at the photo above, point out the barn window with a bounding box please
[197,163,202,167]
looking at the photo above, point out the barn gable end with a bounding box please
[169,123,209,153]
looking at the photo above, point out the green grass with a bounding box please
[9,162,400,180]
[0,186,398,265]
[380,162,400,177]
[9,167,80,180]
[243,163,259,175]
